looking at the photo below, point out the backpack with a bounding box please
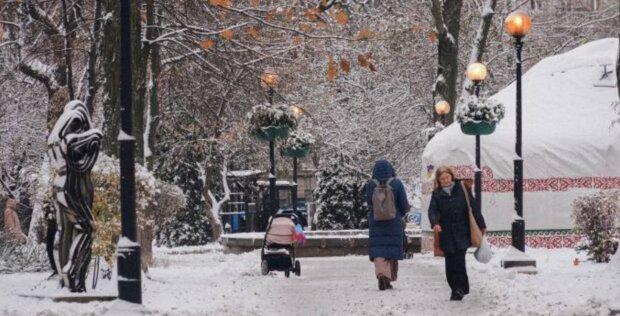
[371,178,397,221]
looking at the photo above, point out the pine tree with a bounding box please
[155,145,211,247]
[314,156,368,230]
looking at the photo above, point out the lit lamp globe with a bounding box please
[434,101,450,116]
[466,62,488,83]
[261,68,279,88]
[504,11,532,38]
[291,105,304,119]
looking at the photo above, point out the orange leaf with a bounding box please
[335,10,349,25]
[199,39,215,50]
[209,0,231,8]
[356,28,373,40]
[286,7,296,20]
[368,62,377,72]
[327,56,338,81]
[246,26,259,39]
[428,31,437,43]
[266,9,276,22]
[250,0,259,7]
[316,21,328,29]
[305,8,320,21]
[292,36,303,45]
[0,25,4,40]
[357,54,368,67]
[299,23,313,33]
[411,24,421,34]
[339,59,351,74]
[220,29,234,41]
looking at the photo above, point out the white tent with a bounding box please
[421,38,619,245]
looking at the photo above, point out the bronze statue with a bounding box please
[47,101,102,292]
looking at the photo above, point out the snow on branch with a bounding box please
[25,1,62,36]
[18,59,59,93]
[201,159,230,240]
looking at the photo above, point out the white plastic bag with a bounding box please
[474,237,493,264]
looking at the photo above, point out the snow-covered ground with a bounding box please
[0,245,618,316]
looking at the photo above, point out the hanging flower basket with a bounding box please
[247,103,297,142]
[281,131,314,158]
[456,95,505,136]
[460,121,497,135]
[252,126,291,141]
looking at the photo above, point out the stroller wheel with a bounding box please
[294,260,301,276]
[284,270,290,278]
[261,260,269,276]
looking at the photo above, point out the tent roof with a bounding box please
[422,38,620,179]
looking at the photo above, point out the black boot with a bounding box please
[378,275,389,291]
[450,289,465,301]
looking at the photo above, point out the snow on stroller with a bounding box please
[261,212,302,278]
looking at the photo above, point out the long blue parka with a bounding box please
[365,160,410,261]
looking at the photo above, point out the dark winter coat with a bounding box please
[366,160,410,260]
[428,180,486,254]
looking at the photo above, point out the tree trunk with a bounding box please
[101,0,120,156]
[431,0,463,126]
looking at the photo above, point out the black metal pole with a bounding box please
[512,37,525,252]
[268,87,278,217]
[292,157,298,213]
[474,84,482,217]
[118,0,142,304]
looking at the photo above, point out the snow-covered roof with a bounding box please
[423,38,620,180]
[256,180,292,187]
[226,170,263,178]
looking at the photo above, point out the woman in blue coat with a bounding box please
[366,160,410,290]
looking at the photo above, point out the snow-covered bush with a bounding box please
[572,190,619,263]
[246,103,297,137]
[91,155,185,265]
[456,95,506,123]
[0,242,49,274]
[314,156,368,230]
[281,130,315,155]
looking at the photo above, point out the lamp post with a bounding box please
[505,11,532,253]
[290,106,304,215]
[466,62,488,219]
[434,100,450,125]
[118,0,141,304]
[261,68,279,219]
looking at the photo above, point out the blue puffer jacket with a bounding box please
[365,160,410,261]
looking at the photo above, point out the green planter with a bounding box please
[460,121,497,135]
[252,125,291,141]
[281,145,311,158]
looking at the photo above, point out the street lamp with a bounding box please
[290,105,304,218]
[466,62,488,220]
[118,0,141,304]
[434,100,450,125]
[261,67,279,104]
[262,68,280,222]
[505,11,532,253]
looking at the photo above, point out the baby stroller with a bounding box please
[261,212,302,278]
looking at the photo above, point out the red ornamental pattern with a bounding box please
[422,165,620,194]
[421,232,583,251]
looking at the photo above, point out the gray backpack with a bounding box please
[371,178,397,221]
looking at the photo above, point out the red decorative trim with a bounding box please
[421,232,584,251]
[422,165,620,194]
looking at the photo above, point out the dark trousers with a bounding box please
[46,220,57,273]
[444,249,469,294]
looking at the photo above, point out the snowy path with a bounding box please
[0,246,618,315]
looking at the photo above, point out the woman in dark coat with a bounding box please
[366,160,410,290]
[428,166,486,301]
